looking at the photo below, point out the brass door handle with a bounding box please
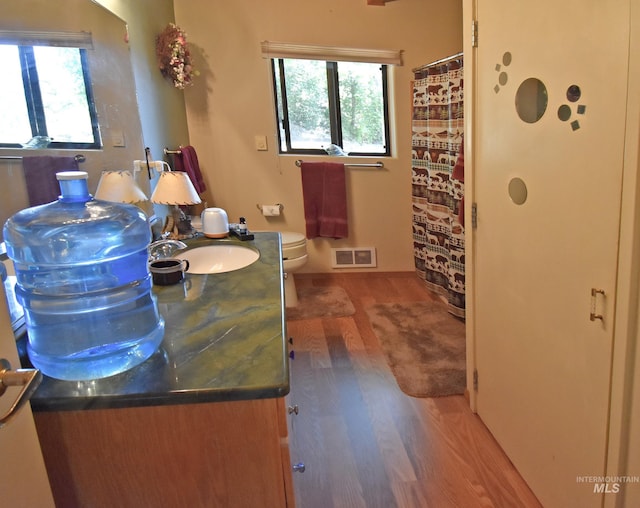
[0,359,42,429]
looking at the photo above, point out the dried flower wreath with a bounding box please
[156,23,198,89]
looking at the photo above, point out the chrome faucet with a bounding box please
[148,239,187,261]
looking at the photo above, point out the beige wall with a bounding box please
[624,297,640,506]
[94,0,190,169]
[175,0,463,272]
[94,0,190,230]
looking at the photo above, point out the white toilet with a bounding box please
[280,231,308,307]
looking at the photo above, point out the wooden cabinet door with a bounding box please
[35,398,291,507]
[472,1,629,506]
[0,269,54,506]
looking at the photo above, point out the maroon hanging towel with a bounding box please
[23,156,79,206]
[174,145,206,194]
[300,162,348,239]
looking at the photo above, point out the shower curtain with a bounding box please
[411,56,465,318]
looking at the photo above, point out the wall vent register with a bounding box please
[331,247,377,268]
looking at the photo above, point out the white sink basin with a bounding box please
[179,244,260,274]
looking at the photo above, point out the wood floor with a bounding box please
[285,272,542,508]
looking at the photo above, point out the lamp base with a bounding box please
[162,206,198,240]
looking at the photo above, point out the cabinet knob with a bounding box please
[288,337,294,345]
[292,463,306,473]
[288,405,299,415]
[289,350,295,360]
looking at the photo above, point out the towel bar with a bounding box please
[295,159,384,169]
[0,154,85,163]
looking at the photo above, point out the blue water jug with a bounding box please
[3,171,164,381]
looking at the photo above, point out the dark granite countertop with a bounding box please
[18,232,289,412]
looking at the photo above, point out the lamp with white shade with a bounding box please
[95,170,148,203]
[150,170,202,239]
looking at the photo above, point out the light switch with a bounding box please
[255,135,268,151]
[111,130,126,147]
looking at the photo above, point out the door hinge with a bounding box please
[473,368,479,391]
[471,202,478,228]
[471,20,478,47]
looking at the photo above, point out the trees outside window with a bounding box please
[272,58,390,156]
[0,44,100,149]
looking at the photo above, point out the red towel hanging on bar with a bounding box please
[300,161,348,239]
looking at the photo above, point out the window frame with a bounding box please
[0,44,101,150]
[270,58,392,157]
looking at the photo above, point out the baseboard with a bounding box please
[295,271,419,280]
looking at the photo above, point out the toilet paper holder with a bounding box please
[256,203,284,216]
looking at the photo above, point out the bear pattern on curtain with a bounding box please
[411,56,465,318]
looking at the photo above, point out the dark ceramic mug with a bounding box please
[150,258,190,285]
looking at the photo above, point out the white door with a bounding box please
[0,268,54,506]
[473,1,629,506]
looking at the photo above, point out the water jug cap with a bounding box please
[57,171,88,181]
[56,171,91,203]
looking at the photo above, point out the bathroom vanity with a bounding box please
[20,233,295,507]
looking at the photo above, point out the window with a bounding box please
[0,36,101,149]
[272,58,390,156]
